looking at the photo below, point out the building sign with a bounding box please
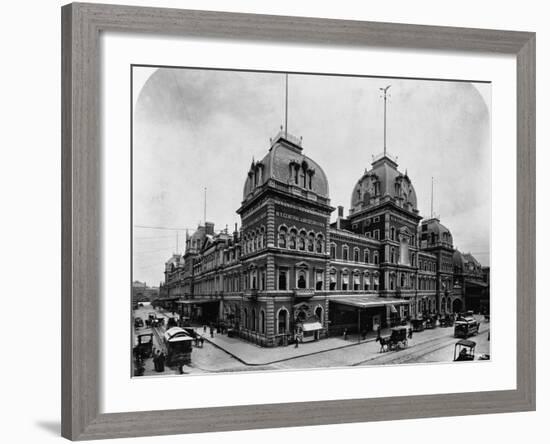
[274,204,326,229]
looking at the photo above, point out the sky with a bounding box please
[132,67,491,287]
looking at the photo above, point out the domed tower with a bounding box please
[349,153,419,217]
[236,127,334,346]
[420,217,455,313]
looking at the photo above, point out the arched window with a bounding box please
[330,243,336,259]
[353,273,361,290]
[391,227,396,240]
[260,310,265,334]
[342,246,349,261]
[298,231,306,251]
[315,306,323,321]
[289,229,297,249]
[364,249,370,263]
[342,271,349,290]
[308,233,315,252]
[373,251,379,265]
[390,247,396,263]
[353,248,360,262]
[251,309,256,331]
[278,309,288,334]
[278,226,287,248]
[244,308,249,329]
[297,270,307,289]
[364,273,370,290]
[316,234,324,253]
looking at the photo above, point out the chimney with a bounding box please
[233,223,239,242]
[205,222,215,235]
[336,206,344,230]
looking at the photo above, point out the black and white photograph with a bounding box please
[131,66,491,377]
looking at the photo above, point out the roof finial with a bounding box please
[431,176,434,218]
[284,73,289,138]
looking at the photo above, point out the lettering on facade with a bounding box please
[275,211,325,228]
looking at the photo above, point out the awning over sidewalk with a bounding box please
[301,321,323,332]
[329,295,410,309]
[175,299,217,305]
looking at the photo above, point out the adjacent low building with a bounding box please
[132,280,159,305]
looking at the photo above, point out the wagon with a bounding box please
[454,339,476,361]
[133,333,154,359]
[388,326,408,350]
[411,318,425,332]
[454,317,480,339]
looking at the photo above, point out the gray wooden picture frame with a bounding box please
[61,2,536,440]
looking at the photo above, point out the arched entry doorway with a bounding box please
[452,298,463,313]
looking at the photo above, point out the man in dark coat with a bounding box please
[153,350,160,372]
[157,352,166,372]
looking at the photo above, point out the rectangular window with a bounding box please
[374,230,380,240]
[315,271,324,290]
[278,270,287,290]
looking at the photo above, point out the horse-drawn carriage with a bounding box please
[133,333,154,359]
[425,315,438,329]
[411,318,425,332]
[377,327,408,352]
[439,314,455,328]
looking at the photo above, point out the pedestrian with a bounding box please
[200,337,204,348]
[408,327,413,340]
[157,352,166,372]
[210,326,214,338]
[203,324,207,333]
[153,350,160,372]
[343,328,348,340]
[294,333,299,348]
[376,326,381,340]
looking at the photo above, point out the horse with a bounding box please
[376,335,390,353]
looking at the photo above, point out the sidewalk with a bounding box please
[197,327,391,366]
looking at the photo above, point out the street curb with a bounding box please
[198,333,378,366]
[198,323,490,367]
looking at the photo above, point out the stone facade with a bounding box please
[160,131,489,346]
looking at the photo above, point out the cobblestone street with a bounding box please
[134,305,490,376]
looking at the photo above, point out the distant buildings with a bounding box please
[159,129,489,347]
[132,281,159,305]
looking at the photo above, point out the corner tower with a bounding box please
[236,128,334,346]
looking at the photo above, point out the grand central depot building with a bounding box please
[161,130,488,347]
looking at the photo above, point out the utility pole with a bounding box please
[380,85,391,156]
